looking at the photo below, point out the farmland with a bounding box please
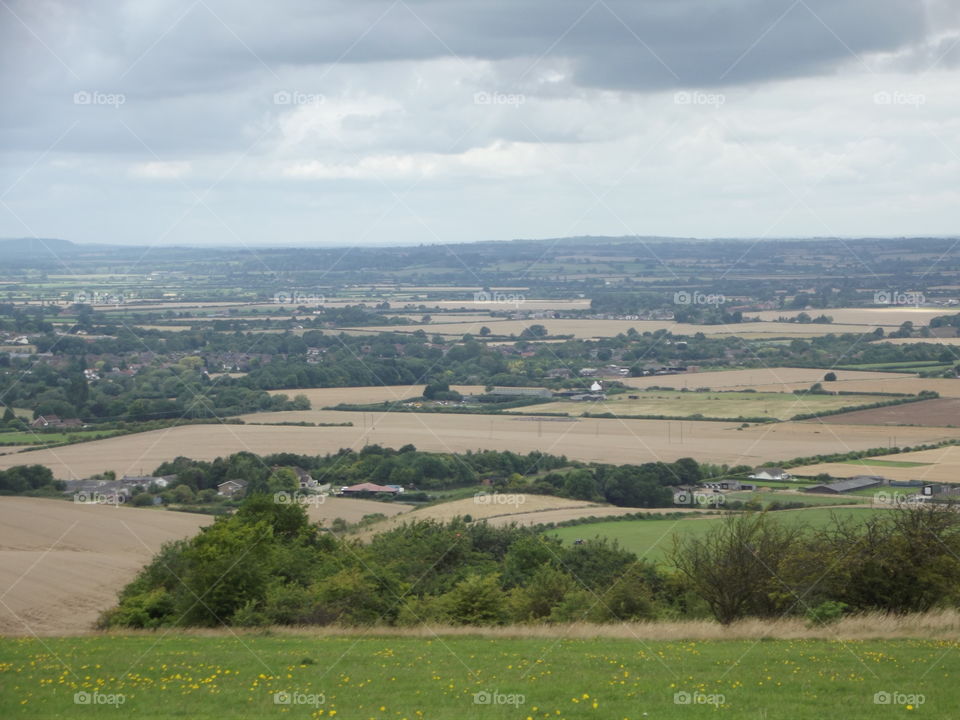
[0,497,212,635]
[620,366,917,391]
[744,307,949,326]
[816,397,960,427]
[7,414,960,480]
[514,389,892,420]
[550,507,882,562]
[625,368,960,397]
[2,632,955,719]
[792,444,960,483]
[352,494,698,539]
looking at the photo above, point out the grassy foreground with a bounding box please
[0,630,953,718]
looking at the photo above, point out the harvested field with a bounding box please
[0,446,29,455]
[793,444,960,484]
[744,307,948,326]
[816,397,960,426]
[515,389,889,420]
[883,336,960,345]
[623,367,960,397]
[621,366,910,391]
[303,496,412,525]
[0,497,211,635]
[352,494,695,538]
[6,412,960,479]
[265,384,486,407]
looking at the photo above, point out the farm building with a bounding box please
[749,468,791,481]
[703,480,755,491]
[30,415,82,429]
[804,476,884,494]
[340,482,400,496]
[121,475,175,489]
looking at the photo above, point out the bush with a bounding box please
[806,600,848,627]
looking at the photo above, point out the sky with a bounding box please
[1,0,959,247]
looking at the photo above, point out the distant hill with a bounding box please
[0,237,78,259]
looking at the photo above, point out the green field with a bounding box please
[551,507,883,562]
[0,634,949,719]
[839,458,932,468]
[0,430,123,446]
[515,390,892,421]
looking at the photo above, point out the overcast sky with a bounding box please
[1,0,959,247]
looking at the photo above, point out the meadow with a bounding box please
[516,390,890,421]
[550,507,883,562]
[0,632,951,718]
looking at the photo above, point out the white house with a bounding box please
[749,468,791,481]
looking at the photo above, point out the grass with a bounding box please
[515,390,893,421]
[0,631,954,718]
[0,430,123,446]
[550,507,883,562]
[723,490,862,507]
[839,459,932,468]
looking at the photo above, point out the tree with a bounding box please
[442,574,508,625]
[479,326,491,336]
[669,512,804,624]
[824,372,837,381]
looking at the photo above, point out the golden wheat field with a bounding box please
[352,494,700,539]
[621,367,912,391]
[265,385,487,406]
[792,444,960,484]
[6,412,960,480]
[303,496,413,525]
[744,307,948,325]
[0,497,212,635]
[622,367,960,397]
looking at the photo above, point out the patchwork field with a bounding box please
[3,633,955,718]
[516,389,889,420]
[5,412,960,480]
[0,497,212,635]
[816,397,960,427]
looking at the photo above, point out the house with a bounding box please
[749,468,791,481]
[217,479,248,498]
[804,476,884,494]
[293,467,317,490]
[121,475,175,489]
[340,482,399,496]
[31,415,81,429]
